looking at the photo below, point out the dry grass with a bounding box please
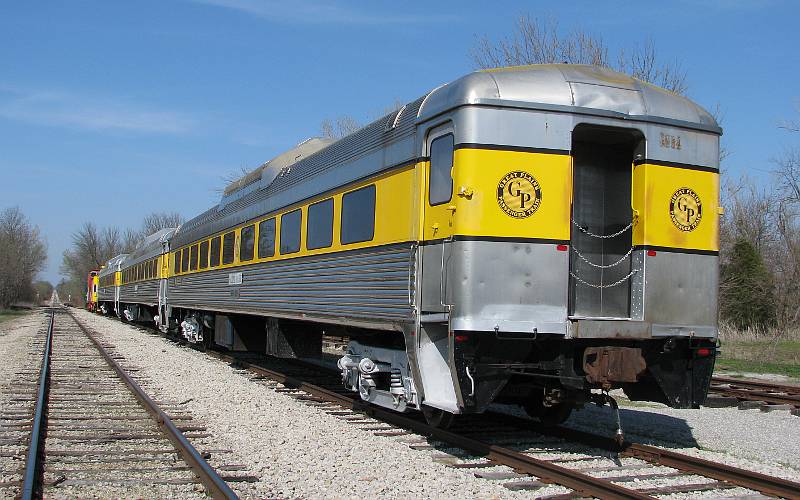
[716,321,800,378]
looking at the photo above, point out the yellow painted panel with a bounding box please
[169,165,419,277]
[450,149,572,241]
[632,163,719,251]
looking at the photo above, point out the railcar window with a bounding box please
[199,241,209,269]
[429,133,454,206]
[258,218,276,258]
[280,209,301,254]
[189,245,198,271]
[222,232,235,265]
[181,248,189,273]
[210,236,221,267]
[341,185,376,244]
[307,199,334,250]
[240,225,255,261]
[174,252,180,274]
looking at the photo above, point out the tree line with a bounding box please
[0,207,48,309]
[57,212,184,304]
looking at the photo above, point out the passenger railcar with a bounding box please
[96,254,127,317]
[99,64,722,427]
[85,270,99,312]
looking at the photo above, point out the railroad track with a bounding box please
[709,376,800,411]
[64,312,800,499]
[0,308,239,499]
[210,350,800,499]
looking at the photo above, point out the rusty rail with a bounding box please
[207,351,650,500]
[66,310,238,500]
[487,414,800,500]
[711,376,800,407]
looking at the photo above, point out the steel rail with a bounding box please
[710,387,800,407]
[712,376,800,394]
[20,310,54,500]
[490,415,800,500]
[206,351,651,500]
[66,310,238,500]
[711,376,800,407]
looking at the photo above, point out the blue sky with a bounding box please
[1,1,798,284]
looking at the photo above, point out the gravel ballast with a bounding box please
[71,309,800,497]
[73,310,550,499]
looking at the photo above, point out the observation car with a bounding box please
[96,64,721,427]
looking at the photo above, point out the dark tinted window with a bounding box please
[240,225,255,261]
[189,245,198,271]
[280,209,301,254]
[258,218,276,258]
[341,185,376,244]
[210,236,221,267]
[222,232,235,264]
[199,241,209,269]
[181,248,189,273]
[174,252,180,274]
[429,134,454,205]
[307,199,333,250]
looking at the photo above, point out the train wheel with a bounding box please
[421,406,455,429]
[523,400,572,427]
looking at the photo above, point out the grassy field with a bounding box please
[716,323,800,379]
[0,309,30,323]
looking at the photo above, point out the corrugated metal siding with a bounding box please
[167,243,415,325]
[98,288,114,302]
[119,281,159,306]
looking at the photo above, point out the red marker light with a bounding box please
[556,244,569,252]
[455,335,469,342]
[696,348,712,357]
[647,250,657,257]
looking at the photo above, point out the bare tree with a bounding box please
[471,15,688,95]
[320,115,362,140]
[60,222,128,305]
[0,207,47,309]
[141,212,184,237]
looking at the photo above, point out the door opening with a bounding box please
[569,125,643,319]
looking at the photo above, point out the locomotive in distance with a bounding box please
[90,64,721,427]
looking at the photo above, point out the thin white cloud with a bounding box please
[187,0,443,25]
[0,86,194,134]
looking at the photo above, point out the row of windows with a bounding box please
[99,274,115,288]
[173,184,376,274]
[122,257,159,284]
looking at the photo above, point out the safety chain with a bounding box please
[572,219,633,239]
[572,246,633,269]
[569,268,639,289]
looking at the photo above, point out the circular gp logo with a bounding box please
[670,187,702,231]
[497,171,542,219]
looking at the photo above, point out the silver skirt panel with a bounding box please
[444,240,569,335]
[119,280,159,307]
[167,243,415,329]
